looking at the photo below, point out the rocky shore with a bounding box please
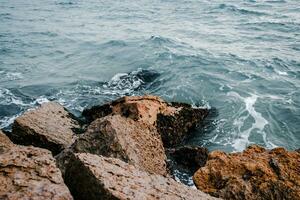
[0,95,299,200]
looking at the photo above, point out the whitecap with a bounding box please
[275,70,288,76]
[227,92,276,151]
[0,115,20,129]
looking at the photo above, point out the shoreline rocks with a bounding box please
[83,95,209,147]
[59,114,168,176]
[64,153,219,200]
[1,95,299,200]
[193,145,300,200]
[0,130,73,199]
[11,102,81,155]
[167,145,209,173]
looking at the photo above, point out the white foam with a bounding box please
[275,70,288,76]
[102,68,144,95]
[0,71,23,81]
[0,115,19,129]
[227,92,275,151]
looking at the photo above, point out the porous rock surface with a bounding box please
[65,153,220,200]
[11,102,81,155]
[83,95,209,147]
[58,114,167,176]
[167,145,209,172]
[193,145,300,200]
[0,130,73,200]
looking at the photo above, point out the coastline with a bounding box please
[0,95,299,199]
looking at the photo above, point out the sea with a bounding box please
[1,0,299,158]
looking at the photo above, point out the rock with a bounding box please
[11,102,81,155]
[167,146,209,172]
[0,130,14,153]
[82,102,113,123]
[58,114,167,176]
[82,95,209,147]
[0,130,73,200]
[157,102,209,147]
[64,153,219,200]
[193,145,300,200]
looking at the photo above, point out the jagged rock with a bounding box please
[82,95,209,147]
[64,153,220,200]
[11,102,81,155]
[167,146,209,172]
[193,145,300,200]
[157,102,208,147]
[0,130,73,200]
[57,114,167,176]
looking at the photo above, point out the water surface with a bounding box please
[1,0,300,154]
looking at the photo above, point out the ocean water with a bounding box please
[1,0,299,154]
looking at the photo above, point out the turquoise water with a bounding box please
[1,0,299,152]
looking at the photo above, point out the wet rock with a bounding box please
[157,102,209,147]
[82,95,209,147]
[168,146,209,172]
[0,130,73,200]
[82,102,112,123]
[11,102,81,155]
[57,114,167,176]
[64,153,219,200]
[193,145,300,200]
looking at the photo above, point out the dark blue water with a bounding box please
[1,0,300,153]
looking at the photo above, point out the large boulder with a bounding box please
[58,114,167,176]
[193,145,300,200]
[64,153,219,200]
[11,102,81,155]
[83,95,209,147]
[0,130,73,199]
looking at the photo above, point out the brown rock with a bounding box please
[168,146,209,172]
[58,114,167,176]
[193,145,300,200]
[157,102,209,147]
[82,95,209,147]
[0,130,73,200]
[65,153,220,200]
[0,130,14,153]
[11,102,81,155]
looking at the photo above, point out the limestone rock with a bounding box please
[65,153,219,200]
[193,145,300,200]
[82,95,209,147]
[0,130,73,200]
[11,102,81,155]
[58,114,167,176]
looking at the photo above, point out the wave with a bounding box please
[0,68,160,129]
[227,92,277,151]
[103,68,160,95]
[217,4,268,16]
[0,71,23,82]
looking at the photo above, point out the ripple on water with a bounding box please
[0,0,299,153]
